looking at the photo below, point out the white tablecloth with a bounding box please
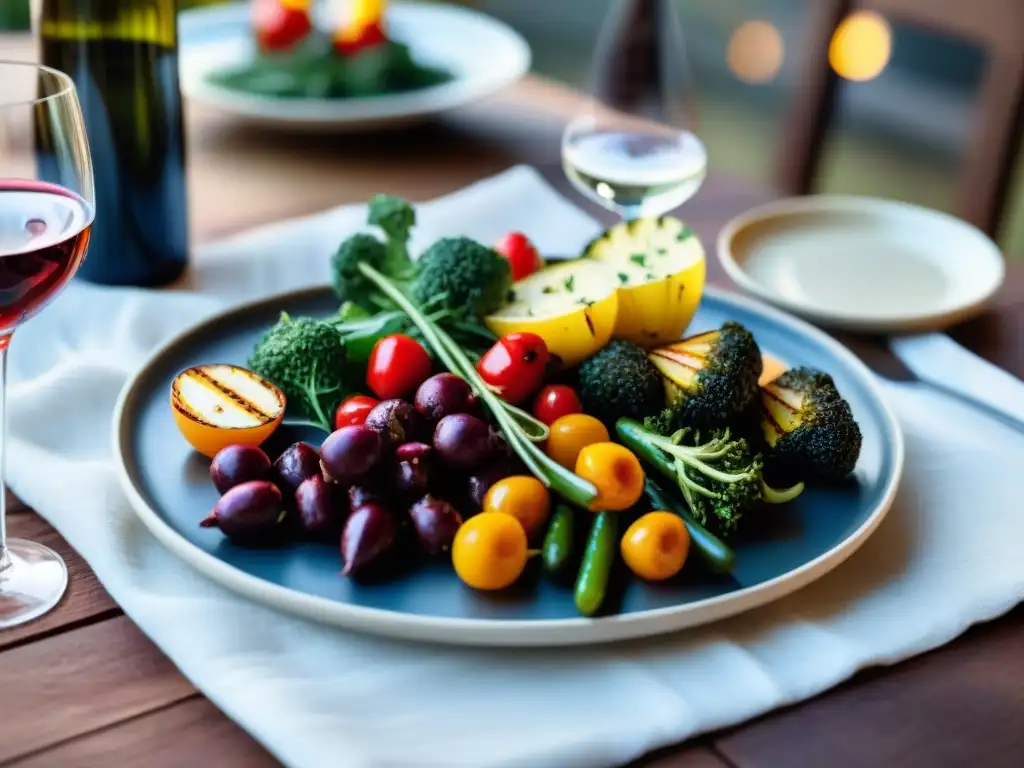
[8,166,1024,768]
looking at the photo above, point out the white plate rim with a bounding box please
[178,0,532,129]
[716,194,1006,333]
[112,283,904,647]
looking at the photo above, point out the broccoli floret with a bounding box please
[648,321,763,428]
[653,427,764,536]
[330,233,390,310]
[248,312,348,431]
[578,340,665,428]
[411,237,511,319]
[367,194,415,275]
[761,366,863,483]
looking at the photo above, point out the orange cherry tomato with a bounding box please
[367,334,432,400]
[575,442,645,511]
[621,511,690,581]
[334,395,379,430]
[545,413,609,470]
[482,476,551,539]
[452,512,528,590]
[531,385,582,426]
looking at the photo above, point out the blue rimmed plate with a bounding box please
[113,285,903,646]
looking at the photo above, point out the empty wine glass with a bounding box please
[0,61,94,628]
[561,0,707,221]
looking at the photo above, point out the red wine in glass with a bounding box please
[0,180,93,340]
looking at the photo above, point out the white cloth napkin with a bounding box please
[9,166,1024,768]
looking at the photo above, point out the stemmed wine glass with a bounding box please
[0,61,94,628]
[561,0,707,221]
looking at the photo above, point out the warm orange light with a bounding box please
[280,0,312,10]
[829,11,892,82]
[727,20,785,84]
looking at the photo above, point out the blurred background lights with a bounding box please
[829,11,893,82]
[727,20,785,84]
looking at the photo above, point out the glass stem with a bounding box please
[0,341,9,574]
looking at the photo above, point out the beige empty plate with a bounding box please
[717,195,1006,333]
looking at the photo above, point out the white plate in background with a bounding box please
[717,195,1006,333]
[178,1,531,132]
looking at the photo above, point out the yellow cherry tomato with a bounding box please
[482,476,551,539]
[546,413,610,470]
[452,512,529,591]
[621,511,690,581]
[575,442,645,511]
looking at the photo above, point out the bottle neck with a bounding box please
[38,0,177,47]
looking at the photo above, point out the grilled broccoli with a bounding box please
[411,237,512,319]
[248,312,348,432]
[577,340,665,428]
[761,366,863,483]
[619,418,794,536]
[367,193,415,274]
[647,321,763,428]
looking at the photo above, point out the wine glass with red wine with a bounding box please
[0,61,93,628]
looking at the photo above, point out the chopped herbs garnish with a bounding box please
[617,272,630,284]
[542,285,557,295]
[677,226,694,241]
[629,253,647,267]
[564,275,576,292]
[645,272,657,281]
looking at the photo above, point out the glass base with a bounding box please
[0,539,69,629]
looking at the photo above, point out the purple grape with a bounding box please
[200,480,284,544]
[341,503,397,576]
[364,399,424,450]
[408,496,463,555]
[295,475,347,541]
[433,413,497,470]
[466,461,515,511]
[272,442,321,494]
[395,442,432,463]
[414,373,478,424]
[210,444,271,495]
[349,484,385,510]
[320,425,382,485]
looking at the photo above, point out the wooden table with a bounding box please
[3,33,1024,767]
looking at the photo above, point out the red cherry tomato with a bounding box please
[334,395,379,430]
[367,334,433,400]
[334,21,388,56]
[494,232,543,282]
[531,385,583,425]
[252,0,313,52]
[476,333,551,405]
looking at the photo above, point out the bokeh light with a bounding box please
[829,11,893,82]
[727,20,785,84]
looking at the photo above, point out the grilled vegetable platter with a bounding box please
[150,193,886,627]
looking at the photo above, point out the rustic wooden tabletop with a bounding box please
[2,32,1023,768]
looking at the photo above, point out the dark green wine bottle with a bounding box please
[37,0,189,286]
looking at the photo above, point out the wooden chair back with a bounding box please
[779,0,1024,238]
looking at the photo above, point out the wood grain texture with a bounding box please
[715,608,1024,768]
[0,616,195,763]
[0,513,119,652]
[9,697,279,768]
